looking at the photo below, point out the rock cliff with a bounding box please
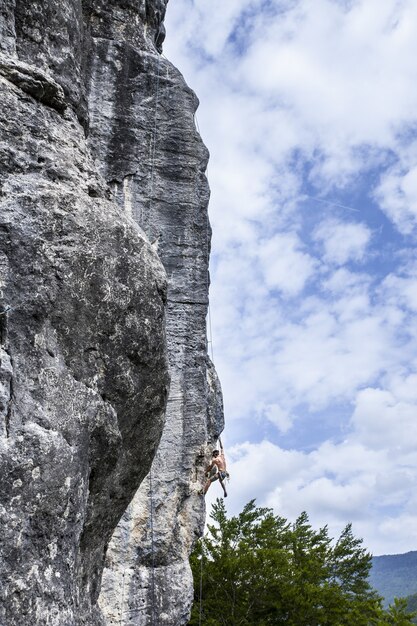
[0,0,223,625]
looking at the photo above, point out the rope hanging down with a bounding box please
[194,111,215,364]
[148,53,162,225]
[146,55,216,626]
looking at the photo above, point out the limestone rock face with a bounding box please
[0,0,223,624]
[84,4,225,626]
[0,2,169,625]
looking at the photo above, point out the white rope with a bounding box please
[207,303,214,362]
[194,111,216,364]
[146,52,162,228]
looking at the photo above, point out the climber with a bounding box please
[201,438,228,498]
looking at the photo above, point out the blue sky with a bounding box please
[164,0,417,555]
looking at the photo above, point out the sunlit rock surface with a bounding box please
[0,1,168,624]
[86,3,224,624]
[0,0,223,624]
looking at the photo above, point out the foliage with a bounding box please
[380,599,417,626]
[188,499,416,626]
[406,593,417,614]
[404,594,417,625]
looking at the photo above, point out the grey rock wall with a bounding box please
[85,5,225,625]
[0,0,224,624]
[0,1,169,624]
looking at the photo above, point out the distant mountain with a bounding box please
[369,551,417,606]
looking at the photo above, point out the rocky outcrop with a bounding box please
[0,0,223,624]
[99,358,223,625]
[84,4,224,625]
[0,2,169,625]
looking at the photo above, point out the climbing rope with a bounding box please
[147,52,162,230]
[194,111,215,364]
[145,54,216,626]
[207,303,214,362]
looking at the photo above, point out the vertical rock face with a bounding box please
[85,4,225,625]
[0,1,169,625]
[0,0,223,624]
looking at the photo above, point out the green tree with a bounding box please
[189,499,414,626]
[405,593,417,624]
[378,598,417,626]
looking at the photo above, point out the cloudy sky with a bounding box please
[164,0,417,556]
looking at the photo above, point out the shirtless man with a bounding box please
[202,439,228,497]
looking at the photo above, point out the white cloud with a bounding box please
[389,371,417,402]
[165,0,417,553]
[375,158,417,234]
[261,403,292,434]
[382,262,417,312]
[322,267,371,294]
[372,514,417,555]
[351,386,417,451]
[258,232,316,295]
[221,437,417,554]
[235,0,417,182]
[272,313,390,409]
[313,218,372,265]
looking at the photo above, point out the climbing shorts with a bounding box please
[208,467,227,483]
